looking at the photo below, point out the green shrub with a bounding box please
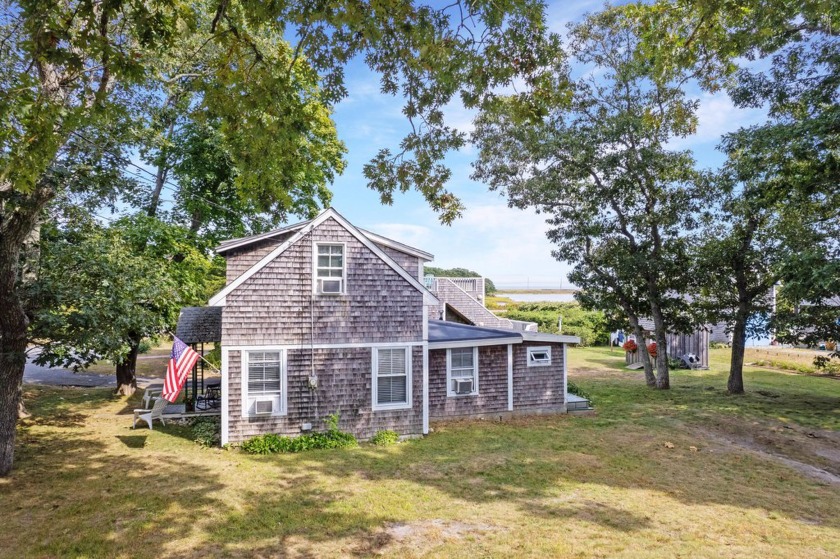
[241,413,358,454]
[502,302,609,346]
[190,417,221,447]
[566,381,594,406]
[371,430,399,446]
[667,357,683,370]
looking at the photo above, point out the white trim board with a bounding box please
[522,332,581,344]
[428,337,522,350]
[224,341,425,351]
[220,347,230,446]
[209,208,439,307]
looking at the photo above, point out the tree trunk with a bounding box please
[0,234,30,476]
[629,316,656,386]
[649,303,670,389]
[115,338,140,396]
[728,303,750,394]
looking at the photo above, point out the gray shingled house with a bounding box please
[194,207,579,445]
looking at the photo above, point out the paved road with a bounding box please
[24,358,158,388]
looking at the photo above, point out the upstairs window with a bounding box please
[527,346,552,367]
[447,347,478,396]
[315,243,345,294]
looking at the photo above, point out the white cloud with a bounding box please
[670,92,766,150]
[368,222,433,249]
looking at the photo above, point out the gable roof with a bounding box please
[215,221,433,261]
[208,207,439,307]
[176,306,222,344]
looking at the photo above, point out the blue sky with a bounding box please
[324,1,766,289]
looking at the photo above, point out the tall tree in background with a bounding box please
[29,216,217,395]
[0,0,559,475]
[626,0,840,377]
[472,10,704,389]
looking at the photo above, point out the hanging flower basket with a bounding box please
[647,342,658,359]
[622,340,638,353]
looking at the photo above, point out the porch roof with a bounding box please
[176,306,222,344]
[428,320,522,349]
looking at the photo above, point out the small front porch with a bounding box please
[162,403,221,419]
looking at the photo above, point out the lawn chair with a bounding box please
[133,397,168,430]
[141,385,164,409]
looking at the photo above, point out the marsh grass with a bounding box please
[1,347,838,558]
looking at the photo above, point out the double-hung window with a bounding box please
[243,351,286,417]
[373,347,411,410]
[527,346,552,367]
[315,243,345,294]
[447,347,478,396]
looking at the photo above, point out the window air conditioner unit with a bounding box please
[317,278,342,294]
[454,379,474,395]
[254,399,274,415]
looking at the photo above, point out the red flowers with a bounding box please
[622,340,638,353]
[647,342,658,358]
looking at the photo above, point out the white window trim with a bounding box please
[527,346,552,367]
[312,241,347,295]
[446,346,479,397]
[372,346,413,411]
[241,349,287,418]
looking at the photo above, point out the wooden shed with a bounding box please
[625,319,709,369]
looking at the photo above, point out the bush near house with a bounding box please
[501,302,609,346]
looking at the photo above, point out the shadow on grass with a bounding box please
[116,435,148,448]
[6,388,402,558]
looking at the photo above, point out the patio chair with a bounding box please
[133,397,168,430]
[141,385,164,409]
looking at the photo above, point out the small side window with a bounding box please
[315,243,345,294]
[527,346,552,367]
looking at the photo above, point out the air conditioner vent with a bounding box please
[255,399,274,415]
[317,278,342,294]
[454,379,474,395]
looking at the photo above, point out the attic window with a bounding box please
[527,346,552,367]
[315,243,345,294]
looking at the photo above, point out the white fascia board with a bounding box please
[428,337,522,350]
[521,332,581,344]
[209,207,440,307]
[326,208,439,306]
[208,215,325,306]
[358,229,435,261]
[215,222,308,254]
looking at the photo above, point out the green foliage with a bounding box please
[241,413,357,454]
[424,266,497,294]
[565,381,593,407]
[30,215,218,370]
[668,357,683,370]
[190,417,221,448]
[500,302,608,346]
[370,430,400,446]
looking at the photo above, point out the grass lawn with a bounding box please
[2,347,839,558]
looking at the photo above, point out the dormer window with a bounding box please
[315,243,345,294]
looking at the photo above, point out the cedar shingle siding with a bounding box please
[428,346,509,418]
[222,217,425,443]
[221,218,424,347]
[513,342,565,410]
[226,347,424,442]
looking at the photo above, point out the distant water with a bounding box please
[502,293,577,303]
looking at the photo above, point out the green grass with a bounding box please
[2,347,839,558]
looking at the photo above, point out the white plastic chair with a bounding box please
[133,397,168,430]
[141,385,163,409]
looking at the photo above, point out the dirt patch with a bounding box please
[688,421,840,485]
[372,519,500,555]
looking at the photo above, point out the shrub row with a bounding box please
[242,430,357,454]
[501,302,609,346]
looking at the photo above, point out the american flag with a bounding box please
[162,336,200,402]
